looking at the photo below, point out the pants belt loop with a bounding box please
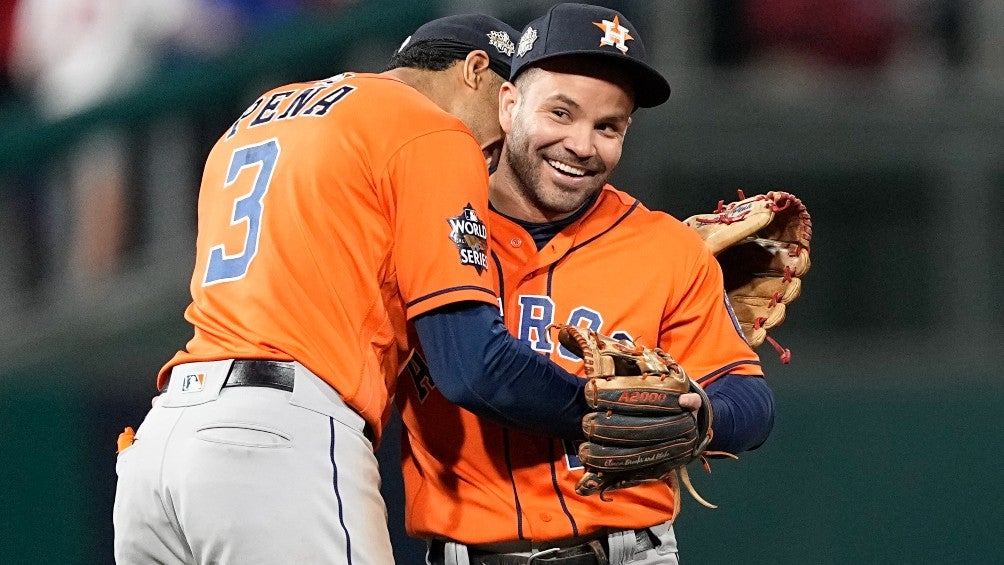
[605,529,635,565]
[444,540,470,565]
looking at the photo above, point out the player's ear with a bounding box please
[498,81,518,134]
[461,50,492,90]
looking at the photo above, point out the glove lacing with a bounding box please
[663,443,740,516]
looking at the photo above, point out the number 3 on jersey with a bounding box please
[203,139,280,286]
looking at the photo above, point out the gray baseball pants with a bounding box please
[113,359,392,564]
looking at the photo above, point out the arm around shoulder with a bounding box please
[413,302,588,439]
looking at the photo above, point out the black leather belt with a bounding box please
[159,360,376,442]
[225,360,296,391]
[468,542,606,565]
[160,360,295,394]
[428,533,662,565]
[428,530,657,565]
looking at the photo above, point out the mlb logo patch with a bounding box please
[181,373,206,393]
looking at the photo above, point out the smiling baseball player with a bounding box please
[111,14,620,565]
[398,5,775,565]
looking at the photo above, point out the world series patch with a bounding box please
[447,204,488,274]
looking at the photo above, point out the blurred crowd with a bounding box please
[0,0,975,118]
[708,0,966,69]
[0,0,349,118]
[0,0,356,304]
[0,0,981,305]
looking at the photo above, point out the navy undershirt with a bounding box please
[413,302,588,439]
[416,181,773,452]
[489,189,599,251]
[415,303,775,452]
[705,374,774,453]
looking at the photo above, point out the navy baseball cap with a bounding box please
[397,14,520,79]
[510,3,671,108]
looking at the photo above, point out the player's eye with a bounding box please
[597,122,622,136]
[551,109,569,120]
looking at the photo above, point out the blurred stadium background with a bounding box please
[0,0,1001,563]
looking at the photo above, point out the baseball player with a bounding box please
[398,4,776,565]
[112,15,607,565]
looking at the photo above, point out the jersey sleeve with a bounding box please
[383,128,498,319]
[661,243,763,385]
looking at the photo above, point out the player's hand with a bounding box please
[678,392,702,415]
[553,324,715,502]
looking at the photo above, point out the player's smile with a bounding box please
[546,158,589,177]
[542,155,603,200]
[541,149,604,194]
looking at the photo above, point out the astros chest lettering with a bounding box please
[498,261,647,364]
[490,211,667,362]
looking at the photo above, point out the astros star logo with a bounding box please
[593,15,633,54]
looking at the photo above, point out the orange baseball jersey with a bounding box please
[398,185,762,543]
[160,72,497,440]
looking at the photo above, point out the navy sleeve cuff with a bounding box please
[705,374,776,454]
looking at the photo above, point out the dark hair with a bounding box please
[384,40,471,72]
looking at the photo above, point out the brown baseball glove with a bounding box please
[554,324,726,512]
[684,190,812,363]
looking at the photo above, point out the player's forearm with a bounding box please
[414,303,588,439]
[704,374,775,453]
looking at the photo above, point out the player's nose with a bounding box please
[561,123,598,160]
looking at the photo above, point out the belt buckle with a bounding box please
[527,548,561,563]
[526,540,607,565]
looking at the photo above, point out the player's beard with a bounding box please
[504,129,607,220]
